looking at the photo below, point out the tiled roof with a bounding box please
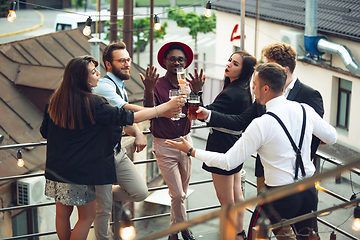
[0,29,145,178]
[212,0,360,42]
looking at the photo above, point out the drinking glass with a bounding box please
[169,89,181,120]
[177,67,190,99]
[187,94,200,120]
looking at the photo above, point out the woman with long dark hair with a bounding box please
[40,55,183,240]
[202,51,256,240]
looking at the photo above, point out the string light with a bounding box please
[205,1,212,18]
[17,150,24,167]
[120,209,136,240]
[330,231,336,240]
[154,14,161,30]
[254,217,270,240]
[308,229,318,240]
[83,16,92,36]
[7,1,17,22]
[353,203,360,231]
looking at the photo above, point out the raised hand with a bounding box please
[188,68,205,93]
[140,66,160,91]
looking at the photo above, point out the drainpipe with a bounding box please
[304,0,360,77]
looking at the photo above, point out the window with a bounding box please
[55,23,72,31]
[12,208,39,239]
[336,78,352,130]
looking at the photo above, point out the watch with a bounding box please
[195,91,203,96]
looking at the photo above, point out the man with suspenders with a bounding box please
[165,63,337,240]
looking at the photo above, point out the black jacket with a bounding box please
[207,79,324,176]
[40,95,134,185]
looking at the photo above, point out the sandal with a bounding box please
[237,230,247,240]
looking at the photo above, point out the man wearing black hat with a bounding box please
[142,42,204,240]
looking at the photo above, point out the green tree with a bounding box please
[167,6,216,51]
[0,0,12,18]
[105,17,167,52]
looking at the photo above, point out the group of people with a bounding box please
[40,39,337,240]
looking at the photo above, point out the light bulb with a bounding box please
[354,203,360,231]
[255,217,270,240]
[154,15,161,30]
[205,1,212,18]
[353,218,360,231]
[83,16,92,36]
[154,23,161,30]
[7,1,17,22]
[120,226,136,240]
[204,9,211,18]
[17,150,24,167]
[119,209,136,240]
[7,10,16,22]
[308,229,318,240]
[17,158,24,167]
[83,26,91,36]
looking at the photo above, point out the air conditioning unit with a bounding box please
[17,175,46,205]
[280,29,305,56]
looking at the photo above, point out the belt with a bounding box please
[210,127,242,136]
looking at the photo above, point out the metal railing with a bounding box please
[0,124,360,240]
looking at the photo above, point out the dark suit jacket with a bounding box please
[203,80,252,175]
[287,78,324,159]
[40,96,134,185]
[208,78,324,177]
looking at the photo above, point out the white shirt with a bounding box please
[195,96,337,186]
[92,72,128,108]
[283,77,297,98]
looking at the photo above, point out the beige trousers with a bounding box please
[94,148,148,240]
[153,135,193,227]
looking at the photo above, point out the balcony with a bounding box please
[0,125,359,240]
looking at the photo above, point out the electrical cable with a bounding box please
[349,172,360,196]
[18,0,215,19]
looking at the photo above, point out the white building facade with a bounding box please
[211,1,360,153]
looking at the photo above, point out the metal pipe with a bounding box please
[97,0,101,39]
[317,218,360,240]
[270,198,360,230]
[136,160,360,240]
[254,0,260,57]
[304,0,360,76]
[109,0,118,43]
[240,0,245,50]
[317,38,360,77]
[150,0,154,67]
[123,0,133,57]
[305,0,317,36]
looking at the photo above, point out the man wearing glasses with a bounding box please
[143,42,204,240]
[92,42,149,240]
